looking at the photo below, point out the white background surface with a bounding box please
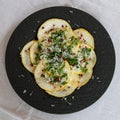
[0,0,120,120]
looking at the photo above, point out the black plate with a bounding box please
[5,6,115,114]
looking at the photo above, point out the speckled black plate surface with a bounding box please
[5,6,115,114]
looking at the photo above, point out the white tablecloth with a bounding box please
[0,0,120,120]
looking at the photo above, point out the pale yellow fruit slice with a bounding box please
[74,28,94,49]
[46,72,78,97]
[37,18,76,40]
[20,41,36,73]
[34,60,71,92]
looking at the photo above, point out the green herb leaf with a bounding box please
[61,81,67,85]
[34,53,42,64]
[82,48,91,56]
[80,66,88,73]
[67,45,72,53]
[57,62,65,75]
[66,56,78,66]
[71,36,79,45]
[62,73,67,78]
[38,43,42,51]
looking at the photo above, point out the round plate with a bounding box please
[5,6,115,114]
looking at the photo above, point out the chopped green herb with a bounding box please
[33,61,38,65]
[85,61,88,66]
[66,56,78,66]
[52,77,59,82]
[67,45,72,53]
[45,62,53,71]
[34,53,42,64]
[76,65,79,68]
[80,66,88,73]
[71,36,79,45]
[51,30,65,39]
[38,43,42,51]
[61,81,67,85]
[82,48,91,57]
[57,63,65,75]
[62,73,67,78]
[47,51,60,59]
